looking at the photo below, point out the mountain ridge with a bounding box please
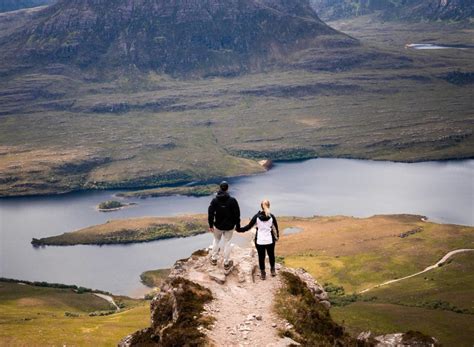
[0,0,358,77]
[309,0,474,22]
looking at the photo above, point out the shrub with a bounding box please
[64,312,80,317]
[275,255,285,264]
[274,272,359,346]
[88,310,116,317]
[323,282,376,307]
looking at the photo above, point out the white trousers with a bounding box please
[211,228,234,263]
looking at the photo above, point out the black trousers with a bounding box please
[255,242,275,271]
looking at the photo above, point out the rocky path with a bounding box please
[359,248,474,294]
[202,262,291,346]
[168,240,301,347]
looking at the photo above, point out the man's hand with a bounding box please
[208,227,214,233]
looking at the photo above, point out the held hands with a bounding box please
[208,227,214,233]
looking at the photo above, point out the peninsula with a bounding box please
[116,184,218,199]
[31,215,208,246]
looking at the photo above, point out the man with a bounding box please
[208,181,240,270]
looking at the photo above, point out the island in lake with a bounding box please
[97,200,137,212]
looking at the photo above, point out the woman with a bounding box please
[238,200,279,280]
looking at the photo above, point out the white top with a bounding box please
[256,217,273,245]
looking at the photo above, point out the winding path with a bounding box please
[359,249,474,294]
[94,293,120,311]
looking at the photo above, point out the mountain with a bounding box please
[0,0,358,77]
[309,0,474,21]
[0,0,54,13]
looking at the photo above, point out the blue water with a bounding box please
[1,158,472,296]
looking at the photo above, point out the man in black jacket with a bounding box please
[208,181,240,270]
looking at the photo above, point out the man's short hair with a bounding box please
[220,181,229,191]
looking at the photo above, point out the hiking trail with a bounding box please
[359,248,474,294]
[173,238,301,346]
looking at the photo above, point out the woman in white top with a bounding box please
[238,200,279,280]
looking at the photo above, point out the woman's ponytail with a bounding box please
[261,199,271,217]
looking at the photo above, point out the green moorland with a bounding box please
[277,214,474,346]
[31,215,208,246]
[0,281,149,346]
[0,17,473,197]
[116,184,218,199]
[330,252,474,346]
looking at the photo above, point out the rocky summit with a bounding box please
[0,0,357,76]
[120,239,439,346]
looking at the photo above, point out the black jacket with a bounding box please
[238,211,279,243]
[208,190,241,231]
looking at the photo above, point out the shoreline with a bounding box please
[1,156,473,199]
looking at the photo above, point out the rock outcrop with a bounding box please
[120,241,439,346]
[357,330,441,347]
[119,276,213,346]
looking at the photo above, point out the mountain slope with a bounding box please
[310,0,474,21]
[0,0,357,76]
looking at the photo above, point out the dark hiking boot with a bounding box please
[224,260,233,270]
[210,258,217,266]
[261,271,266,280]
[271,268,276,277]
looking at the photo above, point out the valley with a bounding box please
[0,9,472,197]
[0,280,149,346]
[0,1,472,345]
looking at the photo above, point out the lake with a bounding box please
[405,43,474,50]
[1,158,472,296]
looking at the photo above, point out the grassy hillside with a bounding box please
[0,15,472,197]
[331,252,474,346]
[32,215,208,246]
[277,214,474,345]
[0,281,149,346]
[279,215,473,292]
